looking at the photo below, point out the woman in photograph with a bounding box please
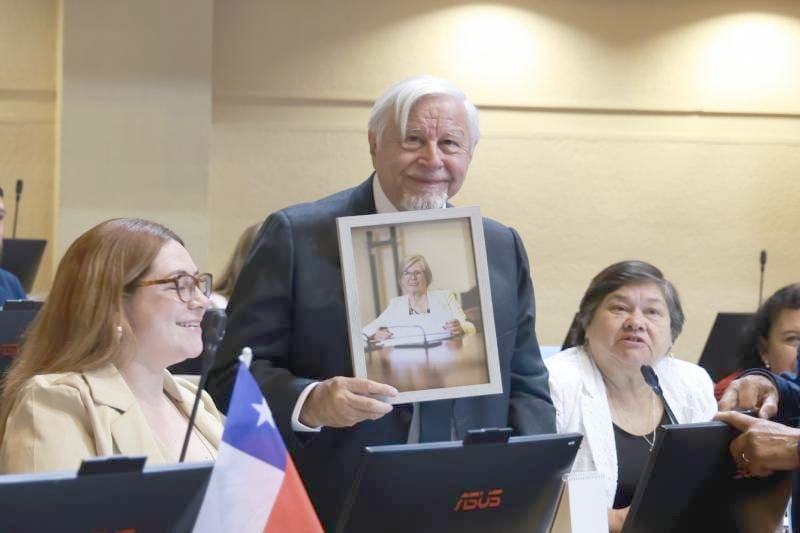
[0,218,223,473]
[362,254,475,341]
[545,260,717,532]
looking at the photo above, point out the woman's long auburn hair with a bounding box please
[0,218,182,435]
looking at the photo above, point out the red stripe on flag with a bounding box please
[264,457,323,533]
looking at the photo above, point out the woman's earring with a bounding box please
[762,359,771,370]
[115,325,123,341]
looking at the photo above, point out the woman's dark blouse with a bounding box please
[612,412,668,509]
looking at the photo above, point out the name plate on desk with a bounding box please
[551,471,608,533]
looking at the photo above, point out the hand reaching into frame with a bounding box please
[715,410,800,477]
[718,374,779,420]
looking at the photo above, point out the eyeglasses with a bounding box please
[133,273,213,302]
[402,270,426,279]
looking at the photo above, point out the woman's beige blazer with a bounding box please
[0,364,223,474]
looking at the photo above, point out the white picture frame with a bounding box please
[336,206,502,404]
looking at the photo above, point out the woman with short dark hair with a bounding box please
[546,260,716,532]
[714,283,800,399]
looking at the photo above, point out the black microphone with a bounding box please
[12,179,22,238]
[758,250,767,307]
[640,365,678,425]
[179,308,227,462]
[366,325,443,359]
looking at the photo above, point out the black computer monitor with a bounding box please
[3,299,43,311]
[0,308,38,374]
[336,432,582,533]
[1,238,47,293]
[698,313,753,382]
[624,422,790,533]
[0,460,213,532]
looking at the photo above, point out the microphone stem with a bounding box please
[651,385,677,424]
[12,200,19,238]
[179,349,214,463]
[759,251,767,307]
[662,399,677,425]
[641,365,678,425]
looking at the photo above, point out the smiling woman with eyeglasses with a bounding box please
[362,254,475,343]
[0,218,224,474]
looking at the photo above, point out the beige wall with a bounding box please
[57,0,213,267]
[0,0,56,294]
[3,0,800,362]
[211,0,800,361]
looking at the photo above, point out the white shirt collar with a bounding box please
[372,173,448,214]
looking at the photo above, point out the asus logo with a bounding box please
[453,489,503,511]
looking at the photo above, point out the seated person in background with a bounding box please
[362,254,475,342]
[714,283,800,400]
[545,260,717,532]
[209,222,261,310]
[0,218,223,473]
[0,187,26,307]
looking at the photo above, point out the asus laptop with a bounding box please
[336,431,582,533]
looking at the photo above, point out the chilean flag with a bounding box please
[193,355,323,533]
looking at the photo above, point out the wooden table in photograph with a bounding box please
[365,333,489,392]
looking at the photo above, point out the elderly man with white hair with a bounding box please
[207,75,555,531]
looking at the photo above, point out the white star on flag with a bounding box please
[252,398,275,427]
[193,352,323,533]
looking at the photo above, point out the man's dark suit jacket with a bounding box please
[763,370,800,531]
[207,177,555,531]
[739,368,800,531]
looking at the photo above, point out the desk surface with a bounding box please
[365,332,489,392]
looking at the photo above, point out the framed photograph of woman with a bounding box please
[336,206,501,404]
